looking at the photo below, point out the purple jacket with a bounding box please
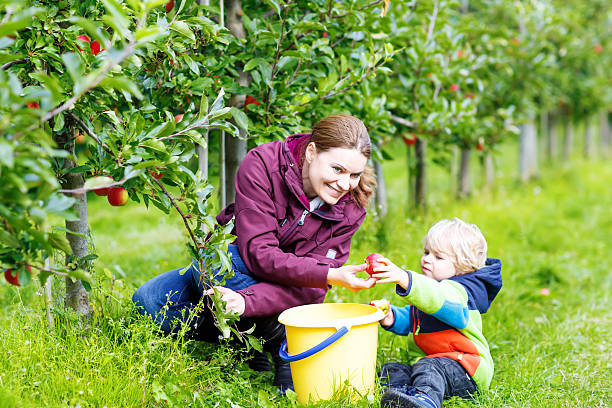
[216,134,366,317]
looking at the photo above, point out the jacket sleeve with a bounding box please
[397,272,470,330]
[237,283,327,317]
[383,304,413,336]
[233,149,361,289]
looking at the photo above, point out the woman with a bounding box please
[133,114,377,391]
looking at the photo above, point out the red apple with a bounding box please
[26,102,40,109]
[457,49,463,58]
[403,133,417,146]
[450,84,459,92]
[75,131,86,144]
[108,187,129,206]
[94,175,113,196]
[476,138,485,151]
[175,113,184,123]
[465,93,474,99]
[90,40,102,56]
[365,253,385,276]
[244,95,261,112]
[165,0,175,12]
[151,170,163,180]
[4,265,31,287]
[510,38,520,46]
[323,32,329,38]
[594,44,603,54]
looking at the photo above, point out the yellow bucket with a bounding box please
[278,303,384,404]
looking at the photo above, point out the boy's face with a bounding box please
[420,246,457,281]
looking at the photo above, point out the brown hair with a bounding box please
[305,114,376,208]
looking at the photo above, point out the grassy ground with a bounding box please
[0,142,610,407]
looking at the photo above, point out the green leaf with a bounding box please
[48,232,73,255]
[243,57,266,72]
[0,230,20,248]
[230,107,249,131]
[263,0,281,16]
[170,21,195,42]
[99,76,144,99]
[0,140,14,168]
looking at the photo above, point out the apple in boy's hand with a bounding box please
[369,299,390,314]
[365,253,385,276]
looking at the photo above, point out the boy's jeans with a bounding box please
[379,357,477,407]
[131,244,259,333]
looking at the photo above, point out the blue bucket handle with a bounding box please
[278,326,349,362]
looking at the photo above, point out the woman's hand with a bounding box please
[370,257,410,290]
[206,286,246,316]
[327,263,377,292]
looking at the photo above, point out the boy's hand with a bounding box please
[370,299,394,327]
[371,257,410,290]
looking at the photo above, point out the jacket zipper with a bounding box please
[279,210,309,246]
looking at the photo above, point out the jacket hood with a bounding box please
[451,258,502,313]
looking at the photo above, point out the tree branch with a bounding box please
[68,112,114,155]
[332,0,384,18]
[153,178,200,251]
[1,58,28,70]
[390,114,415,128]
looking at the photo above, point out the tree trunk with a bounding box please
[563,115,573,160]
[457,147,471,199]
[484,151,494,190]
[547,112,558,161]
[414,138,427,210]
[54,123,92,318]
[519,117,538,182]
[539,110,548,162]
[224,130,246,203]
[219,130,226,208]
[374,158,387,217]
[600,110,611,158]
[224,0,249,204]
[406,143,414,212]
[448,145,458,199]
[584,117,594,159]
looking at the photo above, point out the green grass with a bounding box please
[1,142,610,407]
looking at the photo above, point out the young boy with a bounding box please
[370,218,502,408]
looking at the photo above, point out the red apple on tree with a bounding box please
[593,44,603,54]
[175,113,184,123]
[4,265,31,286]
[403,133,417,146]
[165,0,175,12]
[365,253,385,276]
[26,102,40,109]
[245,95,261,112]
[94,175,113,196]
[75,131,86,144]
[450,84,459,92]
[476,138,485,151]
[151,169,163,180]
[108,187,129,206]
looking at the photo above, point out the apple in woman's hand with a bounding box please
[365,253,385,276]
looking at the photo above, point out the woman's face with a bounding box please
[302,142,368,205]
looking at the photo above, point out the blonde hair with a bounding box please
[306,114,376,208]
[424,218,487,274]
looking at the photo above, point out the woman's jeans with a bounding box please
[132,244,259,333]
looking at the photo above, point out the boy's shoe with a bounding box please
[272,354,294,395]
[381,387,438,408]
